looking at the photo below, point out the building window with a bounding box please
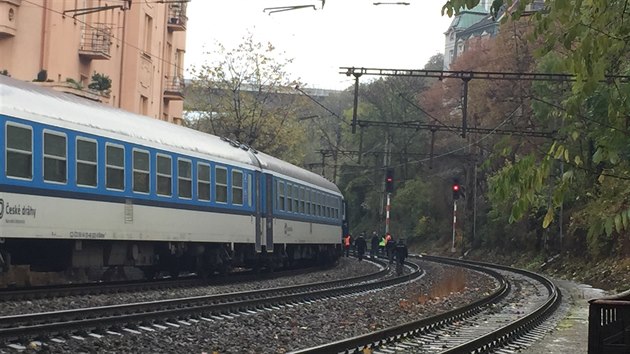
[215,166,227,203]
[6,123,33,179]
[133,149,150,193]
[231,170,243,205]
[197,163,210,201]
[178,159,192,199]
[157,154,172,196]
[76,138,97,187]
[106,144,125,190]
[143,14,153,55]
[140,95,148,116]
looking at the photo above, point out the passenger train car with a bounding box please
[0,75,344,279]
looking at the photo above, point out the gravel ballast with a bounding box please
[5,257,497,353]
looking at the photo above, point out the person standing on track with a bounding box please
[343,233,352,257]
[370,231,380,258]
[355,232,367,261]
[386,233,396,264]
[394,239,408,275]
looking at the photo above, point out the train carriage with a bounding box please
[0,75,343,280]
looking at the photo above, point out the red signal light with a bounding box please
[453,185,459,191]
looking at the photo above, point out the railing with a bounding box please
[588,289,630,353]
[79,23,112,60]
[164,75,184,99]
[167,3,187,31]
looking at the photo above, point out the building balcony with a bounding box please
[164,75,184,100]
[79,23,112,60]
[0,0,20,38]
[32,81,110,104]
[167,3,187,31]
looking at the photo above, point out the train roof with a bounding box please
[0,76,340,194]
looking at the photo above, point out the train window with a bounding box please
[317,193,322,217]
[292,185,299,213]
[6,123,33,179]
[133,149,150,193]
[306,189,311,215]
[277,180,285,211]
[156,154,172,196]
[215,166,227,203]
[231,170,243,205]
[197,163,211,201]
[76,138,97,187]
[178,159,192,199]
[106,144,125,190]
[286,183,293,212]
[43,131,67,183]
[299,187,305,214]
[327,196,332,218]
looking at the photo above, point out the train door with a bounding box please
[254,171,263,252]
[264,173,274,252]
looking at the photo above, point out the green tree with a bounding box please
[186,32,308,163]
[442,0,630,254]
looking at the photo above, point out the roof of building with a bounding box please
[447,3,489,32]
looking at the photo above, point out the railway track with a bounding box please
[291,255,561,354]
[1,258,417,348]
[0,265,334,302]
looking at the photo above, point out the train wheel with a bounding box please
[141,267,157,280]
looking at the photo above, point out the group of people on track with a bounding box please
[342,231,408,275]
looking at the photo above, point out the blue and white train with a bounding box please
[0,75,344,279]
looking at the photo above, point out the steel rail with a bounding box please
[0,259,420,342]
[291,255,561,354]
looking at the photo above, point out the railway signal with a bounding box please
[452,182,460,200]
[385,168,394,193]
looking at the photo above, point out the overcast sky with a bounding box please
[184,1,454,90]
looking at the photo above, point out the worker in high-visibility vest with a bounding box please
[343,234,352,257]
[378,235,386,256]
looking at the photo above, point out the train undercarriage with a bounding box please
[0,238,340,287]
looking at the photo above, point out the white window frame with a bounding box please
[197,162,211,201]
[178,158,192,199]
[132,148,150,194]
[105,143,125,191]
[156,153,172,197]
[277,180,285,211]
[231,169,243,206]
[76,137,97,188]
[42,130,67,184]
[5,122,33,181]
[215,165,228,204]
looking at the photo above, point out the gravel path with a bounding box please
[5,258,497,354]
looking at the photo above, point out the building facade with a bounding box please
[443,1,491,70]
[443,0,546,70]
[0,0,188,124]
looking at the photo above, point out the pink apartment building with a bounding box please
[0,0,188,124]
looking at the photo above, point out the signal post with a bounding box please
[385,168,394,234]
[451,179,461,253]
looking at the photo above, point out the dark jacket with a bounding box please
[355,236,367,253]
[394,241,408,262]
[371,234,380,249]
